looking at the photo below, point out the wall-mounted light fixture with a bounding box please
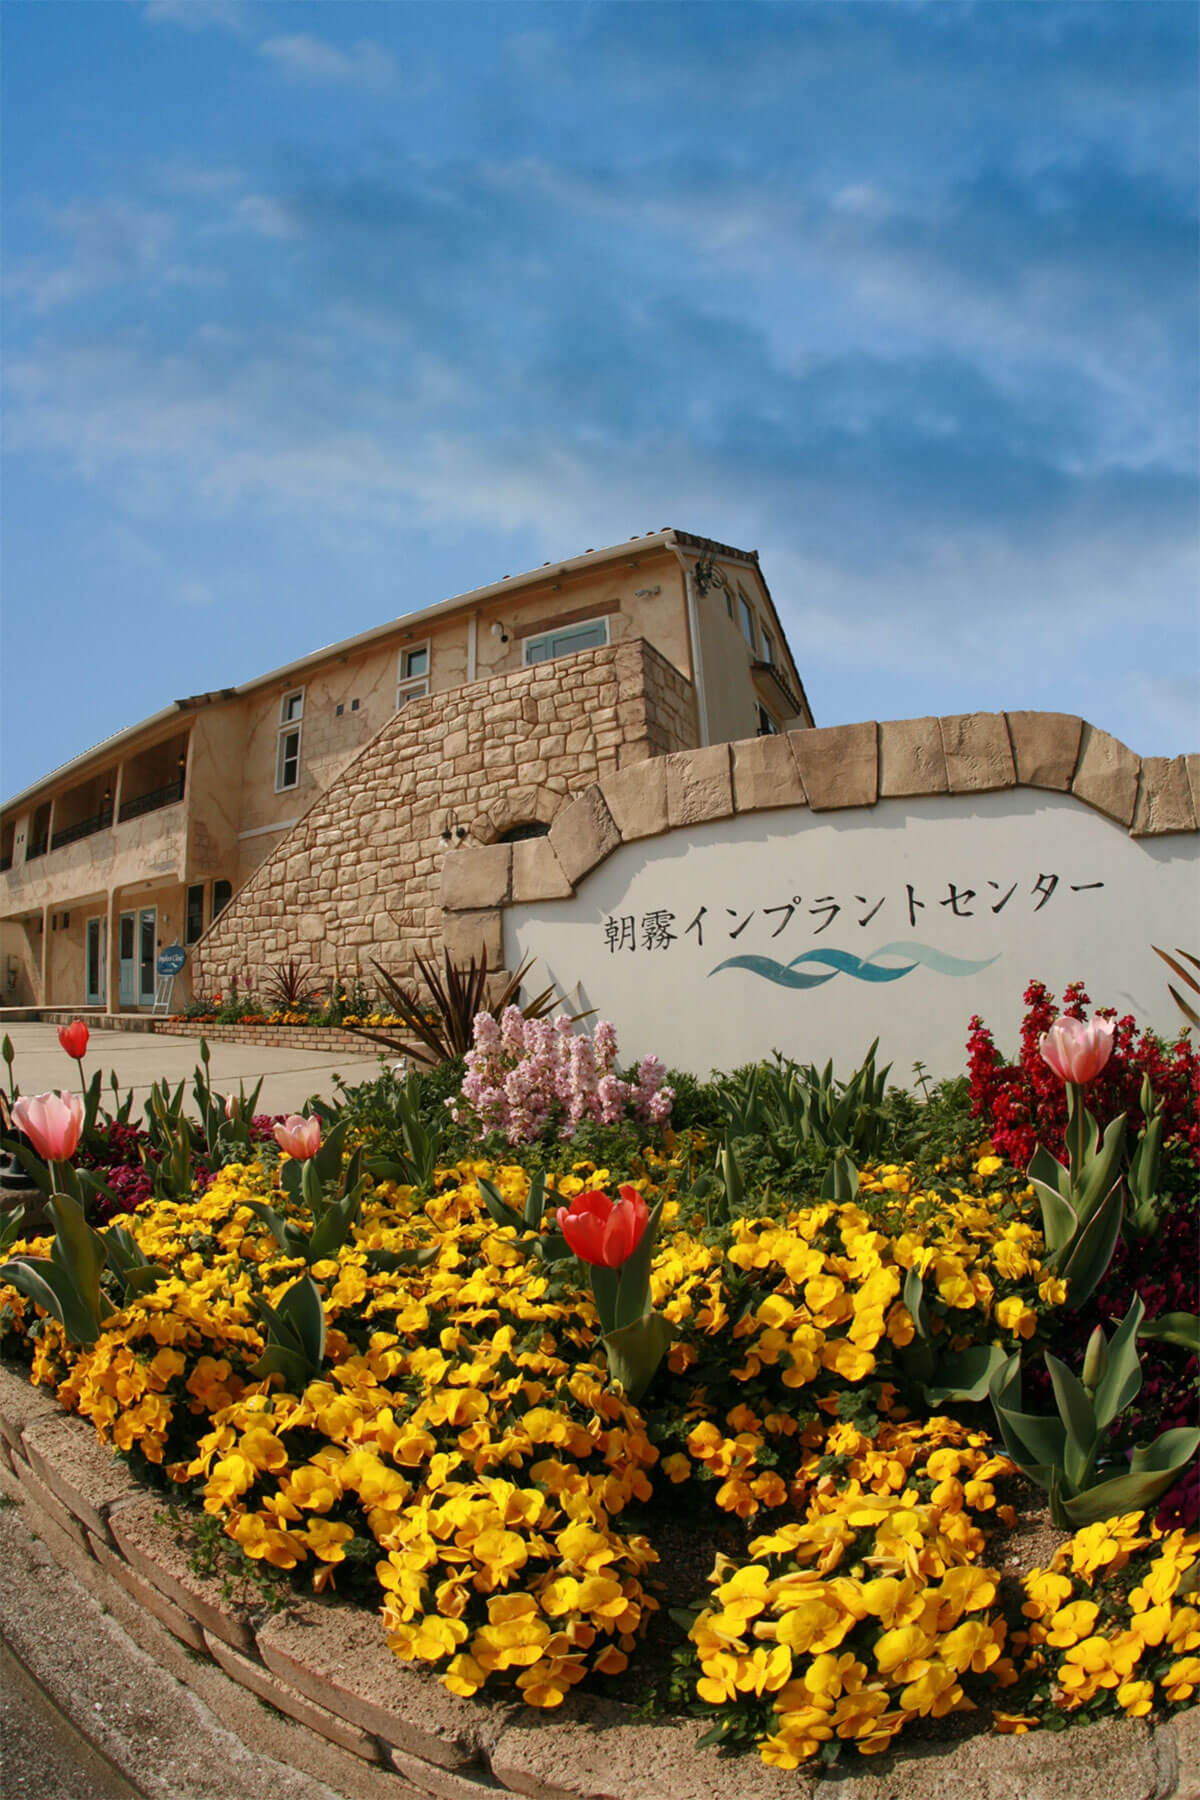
[490,621,510,644]
[633,586,661,598]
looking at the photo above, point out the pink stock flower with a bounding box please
[12,1090,85,1162]
[1039,1014,1117,1086]
[57,1019,90,1061]
[273,1114,322,1160]
[556,1185,650,1268]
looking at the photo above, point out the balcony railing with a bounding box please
[0,856,11,873]
[25,836,48,861]
[118,776,185,823]
[50,807,114,851]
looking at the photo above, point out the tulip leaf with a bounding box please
[1058,1177,1124,1309]
[602,1310,673,1402]
[0,1255,102,1347]
[523,1169,547,1231]
[611,1197,666,1334]
[477,1176,524,1232]
[1059,1428,1200,1527]
[902,1266,930,1340]
[0,1207,25,1252]
[49,1193,108,1321]
[1092,1295,1145,1433]
[588,1263,620,1336]
[308,1190,362,1262]
[923,1343,1008,1406]
[1044,1352,1097,1489]
[1138,1312,1200,1354]
[366,1244,439,1273]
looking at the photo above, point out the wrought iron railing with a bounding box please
[25,836,48,860]
[0,856,11,873]
[50,808,114,851]
[118,777,185,823]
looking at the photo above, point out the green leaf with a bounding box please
[276,1275,326,1367]
[613,1197,666,1333]
[0,1208,25,1253]
[902,1266,930,1340]
[602,1310,673,1402]
[1057,1178,1123,1309]
[523,1169,547,1231]
[1092,1295,1145,1433]
[1059,1429,1200,1526]
[0,1256,101,1346]
[1138,1312,1200,1355]
[49,1193,107,1320]
[477,1177,523,1232]
[248,1344,316,1390]
[1044,1352,1097,1489]
[244,1200,291,1253]
[588,1262,619,1335]
[923,1343,1008,1405]
[366,1244,439,1273]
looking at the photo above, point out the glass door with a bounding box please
[138,909,157,1007]
[85,918,107,1008]
[118,912,137,1007]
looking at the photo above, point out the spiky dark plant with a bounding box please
[261,959,325,1013]
[345,949,584,1066]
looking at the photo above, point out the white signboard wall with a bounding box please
[505,791,1197,1079]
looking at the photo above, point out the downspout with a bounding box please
[467,613,478,684]
[665,538,711,748]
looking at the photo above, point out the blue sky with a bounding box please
[3,0,1197,800]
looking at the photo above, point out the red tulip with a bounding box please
[12,1090,85,1162]
[1039,1014,1116,1086]
[556,1185,649,1268]
[57,1019,89,1060]
[273,1114,321,1160]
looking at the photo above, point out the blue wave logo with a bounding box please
[709,941,1000,990]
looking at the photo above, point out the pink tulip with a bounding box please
[12,1090,85,1162]
[556,1185,650,1268]
[273,1114,321,1160]
[1039,1014,1117,1086]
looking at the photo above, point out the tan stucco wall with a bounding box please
[191,639,698,992]
[0,919,39,1006]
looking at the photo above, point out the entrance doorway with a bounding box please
[118,908,156,1008]
[85,918,107,1008]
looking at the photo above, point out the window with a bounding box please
[761,627,775,666]
[276,689,303,791]
[756,704,778,736]
[523,617,609,667]
[186,884,205,944]
[397,644,430,709]
[212,880,232,919]
[739,593,757,653]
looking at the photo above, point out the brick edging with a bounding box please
[0,1013,387,1053]
[0,1361,1195,1800]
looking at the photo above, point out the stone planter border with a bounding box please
[0,1360,1195,1800]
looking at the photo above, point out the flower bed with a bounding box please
[0,994,1196,1783]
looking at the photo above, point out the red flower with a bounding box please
[556,1185,649,1267]
[57,1019,89,1060]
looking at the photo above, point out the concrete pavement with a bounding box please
[0,1023,392,1120]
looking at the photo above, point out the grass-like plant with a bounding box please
[345,948,578,1066]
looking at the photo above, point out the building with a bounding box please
[1,530,812,1011]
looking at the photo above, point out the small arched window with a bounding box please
[499,822,551,844]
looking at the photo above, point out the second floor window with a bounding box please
[276,689,303,791]
[739,593,757,653]
[396,644,430,709]
[523,617,609,666]
[186,884,205,943]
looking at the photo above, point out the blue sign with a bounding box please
[157,945,187,977]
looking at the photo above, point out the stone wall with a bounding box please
[191,639,699,993]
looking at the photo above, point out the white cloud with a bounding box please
[259,33,397,92]
[141,0,249,34]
